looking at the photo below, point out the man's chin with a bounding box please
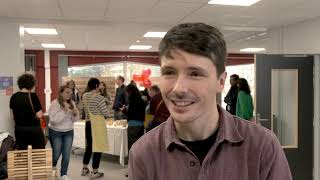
[171,114,195,125]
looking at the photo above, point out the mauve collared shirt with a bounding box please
[129,105,292,180]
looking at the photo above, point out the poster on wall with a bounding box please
[0,76,13,96]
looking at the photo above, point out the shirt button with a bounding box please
[190,161,196,167]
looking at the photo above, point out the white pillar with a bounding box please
[44,50,51,112]
[0,20,25,135]
[314,55,320,180]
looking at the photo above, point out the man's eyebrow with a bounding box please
[160,65,175,71]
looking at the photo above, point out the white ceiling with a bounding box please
[0,0,320,52]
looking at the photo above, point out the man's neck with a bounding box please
[175,106,220,142]
[231,85,237,89]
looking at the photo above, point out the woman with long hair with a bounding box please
[99,82,112,106]
[10,74,45,150]
[66,80,80,105]
[48,85,79,179]
[121,84,146,150]
[236,78,254,120]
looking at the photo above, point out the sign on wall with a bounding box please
[0,76,13,96]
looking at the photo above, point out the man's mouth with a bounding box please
[171,100,195,107]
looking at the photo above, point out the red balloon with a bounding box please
[142,69,151,78]
[140,75,146,81]
[132,74,142,82]
[143,79,152,88]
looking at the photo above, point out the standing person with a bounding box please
[48,85,79,179]
[81,78,108,178]
[146,85,170,131]
[121,84,146,178]
[99,82,112,106]
[128,23,292,180]
[121,84,146,150]
[224,74,239,115]
[66,80,80,105]
[112,75,128,120]
[10,74,45,150]
[236,78,254,120]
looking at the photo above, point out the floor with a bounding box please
[54,149,128,180]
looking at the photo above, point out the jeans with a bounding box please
[82,121,102,169]
[49,129,74,176]
[127,125,144,150]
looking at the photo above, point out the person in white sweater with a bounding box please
[48,85,79,180]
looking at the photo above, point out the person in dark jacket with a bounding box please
[113,76,128,120]
[224,74,239,115]
[121,84,146,150]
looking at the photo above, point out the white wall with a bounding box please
[0,21,24,136]
[267,17,320,54]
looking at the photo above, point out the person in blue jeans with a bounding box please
[49,85,79,180]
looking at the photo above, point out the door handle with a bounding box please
[256,113,269,121]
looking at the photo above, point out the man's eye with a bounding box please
[162,70,175,76]
[190,71,202,77]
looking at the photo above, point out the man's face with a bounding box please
[230,77,237,87]
[160,49,226,125]
[115,78,121,86]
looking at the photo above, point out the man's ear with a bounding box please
[217,71,227,93]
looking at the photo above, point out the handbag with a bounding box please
[28,93,47,145]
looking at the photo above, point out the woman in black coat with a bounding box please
[121,84,146,150]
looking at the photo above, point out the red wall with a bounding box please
[227,53,254,65]
[25,50,46,110]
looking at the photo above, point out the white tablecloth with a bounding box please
[73,121,128,166]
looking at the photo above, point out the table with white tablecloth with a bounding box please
[72,121,128,166]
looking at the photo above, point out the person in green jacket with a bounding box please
[236,78,254,120]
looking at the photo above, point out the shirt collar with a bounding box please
[164,105,244,150]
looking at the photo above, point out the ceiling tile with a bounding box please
[2,0,61,18]
[59,0,107,20]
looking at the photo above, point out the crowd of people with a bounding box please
[8,22,292,180]
[9,73,170,179]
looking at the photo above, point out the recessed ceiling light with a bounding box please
[208,0,261,6]
[144,32,167,38]
[41,44,65,48]
[257,32,267,36]
[25,28,58,35]
[240,48,265,52]
[129,45,152,50]
[136,40,140,43]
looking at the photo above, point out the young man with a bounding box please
[112,75,128,120]
[128,23,292,180]
[224,74,239,115]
